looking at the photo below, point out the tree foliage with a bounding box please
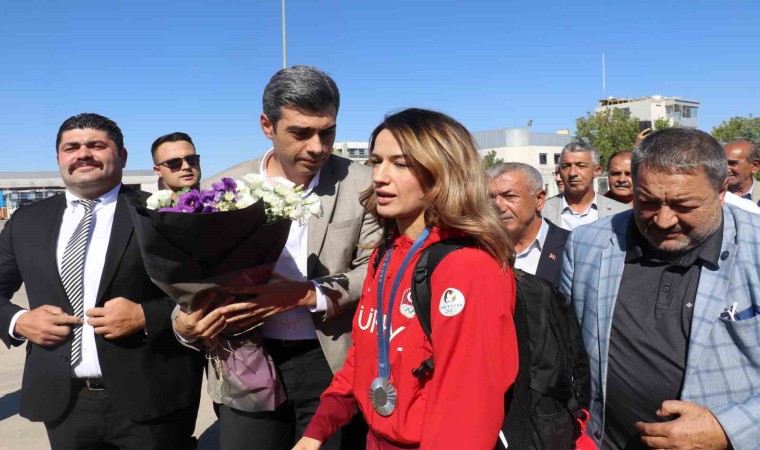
[653,117,673,130]
[482,150,504,170]
[575,108,639,167]
[711,115,760,147]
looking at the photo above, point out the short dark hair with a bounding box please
[560,140,600,166]
[606,150,632,172]
[632,128,727,192]
[151,132,195,162]
[56,113,124,151]
[262,65,340,130]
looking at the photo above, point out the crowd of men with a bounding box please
[0,64,758,450]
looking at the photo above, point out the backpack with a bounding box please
[375,237,591,450]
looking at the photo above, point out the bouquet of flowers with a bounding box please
[128,174,320,412]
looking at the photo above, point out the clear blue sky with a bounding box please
[1,0,757,177]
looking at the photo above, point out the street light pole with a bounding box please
[282,0,287,68]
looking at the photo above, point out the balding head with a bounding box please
[724,140,760,195]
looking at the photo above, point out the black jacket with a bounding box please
[534,218,570,288]
[0,187,202,423]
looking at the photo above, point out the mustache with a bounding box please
[68,159,102,174]
[613,181,631,188]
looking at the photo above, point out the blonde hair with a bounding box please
[360,108,515,267]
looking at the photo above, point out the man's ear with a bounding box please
[120,148,128,168]
[261,114,275,139]
[535,189,547,212]
[153,165,162,178]
[593,164,602,177]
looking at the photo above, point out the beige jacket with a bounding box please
[201,153,381,373]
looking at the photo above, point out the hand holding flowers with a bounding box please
[131,172,322,413]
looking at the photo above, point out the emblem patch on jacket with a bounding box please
[439,288,465,316]
[399,288,415,319]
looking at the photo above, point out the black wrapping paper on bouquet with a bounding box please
[127,198,292,412]
[127,197,291,312]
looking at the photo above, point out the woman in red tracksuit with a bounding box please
[294,108,519,450]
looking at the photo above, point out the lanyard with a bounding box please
[376,227,431,379]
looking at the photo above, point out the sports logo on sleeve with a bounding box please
[439,288,465,316]
[399,288,415,319]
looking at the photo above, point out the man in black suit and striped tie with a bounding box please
[0,113,202,449]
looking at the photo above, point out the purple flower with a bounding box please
[200,189,217,204]
[212,178,237,193]
[201,205,219,213]
[159,206,182,212]
[176,190,202,213]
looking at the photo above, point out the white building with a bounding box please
[333,141,369,164]
[0,170,158,218]
[474,127,576,197]
[596,95,700,129]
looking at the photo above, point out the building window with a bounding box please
[619,107,630,115]
[539,153,547,165]
[554,154,561,164]
[682,106,697,119]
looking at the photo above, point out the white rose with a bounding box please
[146,190,174,209]
[236,193,255,209]
[271,177,296,190]
[235,180,251,196]
[242,173,266,190]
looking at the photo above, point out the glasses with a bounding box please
[157,154,201,170]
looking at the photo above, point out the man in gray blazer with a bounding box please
[562,128,760,450]
[176,66,380,450]
[544,141,630,230]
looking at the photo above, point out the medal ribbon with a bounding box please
[376,227,431,379]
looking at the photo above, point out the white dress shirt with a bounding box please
[560,194,599,231]
[257,150,327,340]
[8,185,121,378]
[735,179,756,200]
[514,218,550,275]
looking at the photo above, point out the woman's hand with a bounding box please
[292,436,322,450]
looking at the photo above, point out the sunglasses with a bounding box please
[157,154,201,170]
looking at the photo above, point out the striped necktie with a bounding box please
[60,199,97,365]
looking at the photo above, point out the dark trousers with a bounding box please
[45,380,197,450]
[217,339,366,450]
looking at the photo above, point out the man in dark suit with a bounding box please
[0,113,202,449]
[487,162,569,286]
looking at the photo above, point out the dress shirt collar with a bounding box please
[625,219,723,269]
[516,217,550,258]
[561,193,598,216]
[259,149,321,194]
[738,180,756,200]
[64,184,121,209]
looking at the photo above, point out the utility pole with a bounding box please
[282,0,287,68]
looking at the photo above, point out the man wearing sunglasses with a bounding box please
[152,132,202,192]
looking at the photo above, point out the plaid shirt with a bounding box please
[561,205,760,450]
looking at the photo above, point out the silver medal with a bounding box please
[369,377,397,416]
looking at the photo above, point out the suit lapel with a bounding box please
[95,188,133,303]
[684,210,737,376]
[547,197,563,226]
[307,157,339,275]
[597,220,627,399]
[535,222,565,283]
[46,196,72,311]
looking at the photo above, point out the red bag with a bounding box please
[575,409,598,450]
